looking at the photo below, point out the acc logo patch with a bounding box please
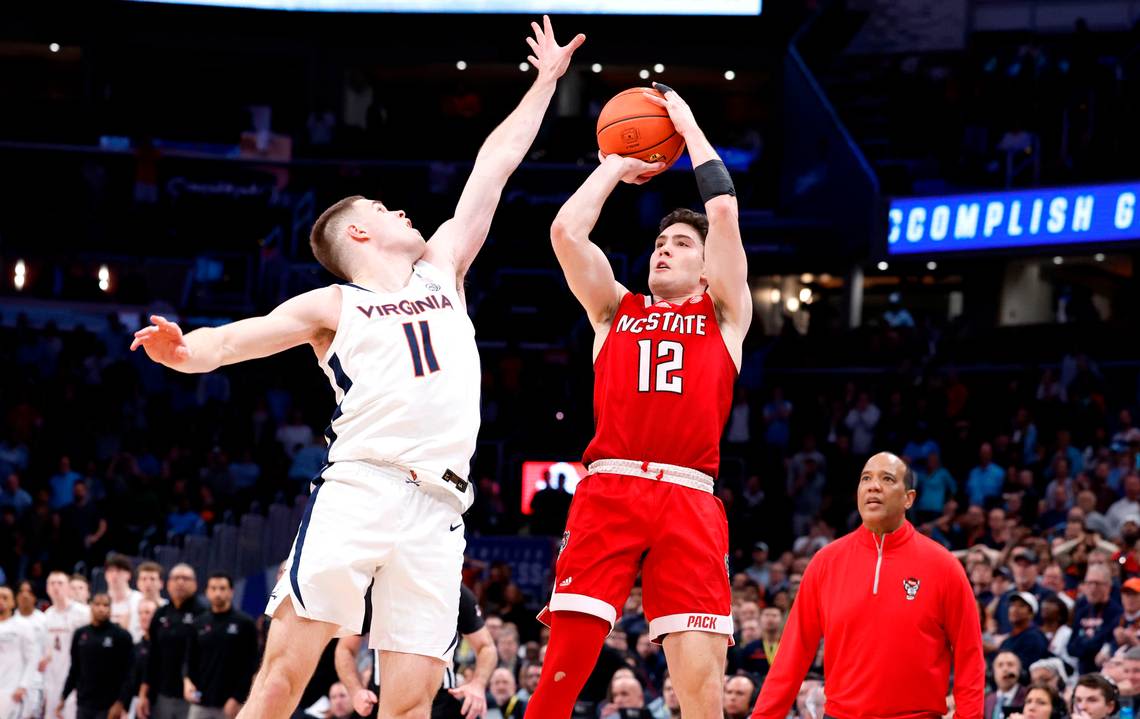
[903,577,921,600]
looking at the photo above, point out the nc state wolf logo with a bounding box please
[903,577,921,600]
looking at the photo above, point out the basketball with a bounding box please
[596,87,687,173]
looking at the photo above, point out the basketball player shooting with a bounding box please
[527,83,751,719]
[130,16,584,719]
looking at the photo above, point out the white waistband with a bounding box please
[319,461,468,513]
[587,459,714,494]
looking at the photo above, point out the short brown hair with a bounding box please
[658,208,709,243]
[310,195,364,281]
[1074,673,1118,711]
[104,553,133,574]
[137,561,163,578]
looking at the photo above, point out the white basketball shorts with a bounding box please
[266,461,466,662]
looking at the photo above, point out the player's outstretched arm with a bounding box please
[550,154,663,327]
[645,84,751,336]
[129,286,339,373]
[428,15,584,280]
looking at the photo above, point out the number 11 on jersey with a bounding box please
[637,339,683,393]
[403,321,440,377]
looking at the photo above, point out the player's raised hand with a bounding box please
[643,82,700,137]
[130,315,191,367]
[526,15,585,82]
[598,152,665,185]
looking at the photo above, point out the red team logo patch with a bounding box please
[903,577,921,600]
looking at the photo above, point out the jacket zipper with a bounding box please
[873,533,885,594]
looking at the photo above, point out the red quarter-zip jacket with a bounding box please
[751,521,984,719]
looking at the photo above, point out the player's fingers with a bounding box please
[460,694,472,715]
[526,37,540,54]
[530,21,544,43]
[543,14,553,39]
[568,33,586,51]
[527,56,540,68]
[652,81,675,95]
[641,93,668,107]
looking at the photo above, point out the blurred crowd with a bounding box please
[3,296,1140,717]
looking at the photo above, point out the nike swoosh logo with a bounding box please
[449,522,462,532]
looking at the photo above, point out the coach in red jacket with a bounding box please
[751,452,984,719]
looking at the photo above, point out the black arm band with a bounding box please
[694,159,736,204]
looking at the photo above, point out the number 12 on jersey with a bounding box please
[637,339,683,393]
[403,321,440,377]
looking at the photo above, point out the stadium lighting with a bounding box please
[555,411,565,421]
[786,297,801,312]
[639,69,650,79]
[800,273,814,283]
[591,63,602,73]
[768,288,781,304]
[456,60,467,71]
[877,261,889,271]
[724,70,736,80]
[14,259,26,290]
[1052,256,1063,265]
[926,261,938,270]
[98,264,110,292]
[653,63,665,74]
[798,288,812,303]
[1094,253,1106,262]
[49,43,60,53]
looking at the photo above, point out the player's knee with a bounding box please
[254,661,307,703]
[379,694,432,719]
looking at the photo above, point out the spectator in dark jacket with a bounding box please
[60,593,134,719]
[999,593,1050,669]
[1068,564,1123,675]
[140,564,207,719]
[183,574,258,719]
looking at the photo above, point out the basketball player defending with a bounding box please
[528,84,750,719]
[130,17,583,719]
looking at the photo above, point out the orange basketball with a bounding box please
[596,87,686,175]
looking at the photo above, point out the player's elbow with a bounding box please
[706,196,738,224]
[473,146,516,184]
[550,218,580,248]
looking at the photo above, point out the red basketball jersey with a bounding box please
[582,292,737,477]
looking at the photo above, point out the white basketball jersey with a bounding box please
[42,601,90,689]
[318,260,479,510]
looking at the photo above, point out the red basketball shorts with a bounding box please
[537,462,733,645]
